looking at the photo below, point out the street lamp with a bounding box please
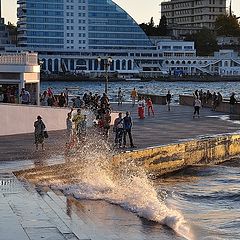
[97,56,113,95]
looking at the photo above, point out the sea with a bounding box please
[41,80,240,102]
[39,80,240,240]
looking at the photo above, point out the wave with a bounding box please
[20,133,194,240]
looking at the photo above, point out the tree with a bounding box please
[6,22,18,45]
[215,14,240,37]
[139,16,169,36]
[186,28,219,56]
[149,17,154,28]
[158,15,168,36]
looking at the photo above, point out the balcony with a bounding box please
[0,53,38,66]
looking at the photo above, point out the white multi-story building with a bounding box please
[161,0,226,37]
[14,0,240,78]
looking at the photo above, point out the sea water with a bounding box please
[41,80,240,102]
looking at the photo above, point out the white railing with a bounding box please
[0,52,38,66]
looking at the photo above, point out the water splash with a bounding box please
[18,131,194,240]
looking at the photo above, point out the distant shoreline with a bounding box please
[41,75,240,82]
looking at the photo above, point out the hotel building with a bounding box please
[15,0,240,77]
[161,0,227,37]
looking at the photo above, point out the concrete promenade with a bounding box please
[1,104,240,240]
[1,104,240,163]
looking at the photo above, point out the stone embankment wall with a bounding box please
[17,133,240,178]
[179,95,240,114]
[113,134,240,176]
[138,93,167,105]
[0,104,117,136]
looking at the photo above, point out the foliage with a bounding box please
[215,14,240,37]
[185,28,219,56]
[139,16,168,36]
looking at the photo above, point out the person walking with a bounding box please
[117,88,123,106]
[166,91,172,111]
[131,88,137,107]
[113,112,124,148]
[193,97,202,118]
[34,116,46,151]
[146,98,154,116]
[20,88,31,104]
[230,92,237,114]
[123,112,135,148]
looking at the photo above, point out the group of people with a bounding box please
[137,91,172,119]
[194,89,223,111]
[192,89,238,117]
[113,112,135,148]
[40,88,68,107]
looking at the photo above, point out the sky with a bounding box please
[2,0,240,25]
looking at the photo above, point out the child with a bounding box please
[146,98,154,116]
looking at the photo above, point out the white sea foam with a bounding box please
[37,135,194,239]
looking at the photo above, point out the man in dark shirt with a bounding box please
[166,90,172,111]
[230,92,237,114]
[123,112,135,148]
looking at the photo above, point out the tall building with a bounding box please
[17,0,153,51]
[161,0,227,37]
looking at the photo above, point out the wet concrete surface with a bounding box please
[0,173,182,240]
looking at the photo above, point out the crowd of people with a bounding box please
[40,87,68,107]
[34,86,240,151]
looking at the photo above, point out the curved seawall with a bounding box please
[113,133,240,176]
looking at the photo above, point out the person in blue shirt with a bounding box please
[123,111,135,148]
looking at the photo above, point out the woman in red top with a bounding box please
[147,98,154,116]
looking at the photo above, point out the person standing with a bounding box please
[123,112,135,148]
[34,116,46,151]
[103,110,111,139]
[146,98,154,116]
[72,109,84,142]
[40,91,48,106]
[20,88,31,104]
[193,97,202,118]
[230,92,237,114]
[58,92,66,107]
[66,108,73,145]
[113,112,124,148]
[166,91,172,111]
[131,88,137,107]
[118,87,123,106]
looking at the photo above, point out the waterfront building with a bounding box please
[161,0,227,37]
[0,52,40,104]
[17,0,158,76]
[161,49,240,76]
[14,0,240,78]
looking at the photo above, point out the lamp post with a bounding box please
[97,56,112,95]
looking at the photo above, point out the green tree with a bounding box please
[215,14,240,36]
[6,22,18,45]
[186,28,219,56]
[158,15,168,36]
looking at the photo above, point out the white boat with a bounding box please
[125,78,142,81]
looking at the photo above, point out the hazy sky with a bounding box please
[2,0,239,25]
